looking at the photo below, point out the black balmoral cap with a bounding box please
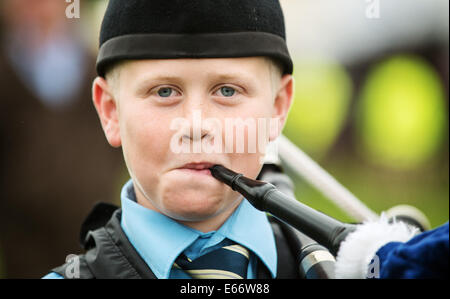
[96,0,293,77]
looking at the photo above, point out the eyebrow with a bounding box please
[204,72,255,81]
[137,75,183,85]
[133,75,183,95]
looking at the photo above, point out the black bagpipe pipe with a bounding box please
[210,164,357,279]
[209,134,433,279]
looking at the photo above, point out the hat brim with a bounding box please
[96,32,293,77]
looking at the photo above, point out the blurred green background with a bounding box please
[283,55,449,226]
[0,0,448,278]
[279,1,449,228]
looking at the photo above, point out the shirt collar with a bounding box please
[120,179,277,278]
[218,196,277,278]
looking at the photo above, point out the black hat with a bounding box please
[96,0,293,77]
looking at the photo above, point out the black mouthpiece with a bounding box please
[209,165,242,187]
[210,165,275,211]
[209,164,356,255]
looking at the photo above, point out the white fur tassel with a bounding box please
[334,213,419,279]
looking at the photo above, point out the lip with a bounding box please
[176,162,217,176]
[179,162,215,170]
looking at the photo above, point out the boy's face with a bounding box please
[93,57,293,231]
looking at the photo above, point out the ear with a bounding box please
[92,77,122,148]
[269,74,295,141]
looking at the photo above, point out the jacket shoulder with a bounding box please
[50,202,120,279]
[51,202,157,279]
[80,202,120,249]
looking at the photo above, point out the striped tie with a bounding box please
[174,244,250,279]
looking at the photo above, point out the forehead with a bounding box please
[118,57,271,82]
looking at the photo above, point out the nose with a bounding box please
[182,109,210,142]
[169,93,224,154]
[170,109,222,155]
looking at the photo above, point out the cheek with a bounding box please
[222,100,273,172]
[230,152,263,180]
[120,105,173,178]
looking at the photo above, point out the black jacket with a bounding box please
[52,203,323,279]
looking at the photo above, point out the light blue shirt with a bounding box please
[43,179,277,279]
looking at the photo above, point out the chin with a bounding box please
[160,187,227,221]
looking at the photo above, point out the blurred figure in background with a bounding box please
[0,0,124,278]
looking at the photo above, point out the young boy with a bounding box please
[44,0,298,279]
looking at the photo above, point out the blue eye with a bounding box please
[158,87,174,97]
[220,86,236,97]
